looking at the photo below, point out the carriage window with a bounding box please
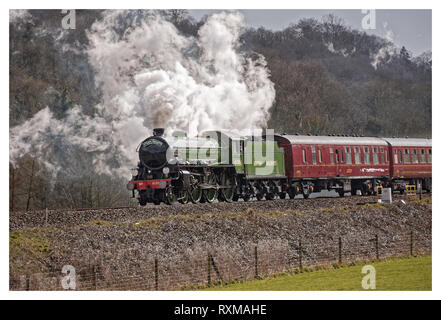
[373,147,379,164]
[428,149,432,163]
[335,149,344,163]
[364,147,370,164]
[302,149,307,163]
[412,149,419,163]
[380,148,384,163]
[420,149,426,163]
[385,149,388,163]
[311,147,317,165]
[345,147,352,164]
[318,149,322,163]
[354,147,361,164]
[403,149,410,164]
[330,148,334,164]
[394,149,398,164]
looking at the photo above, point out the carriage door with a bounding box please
[336,147,344,176]
[329,147,337,177]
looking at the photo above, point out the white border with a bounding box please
[2,0,438,300]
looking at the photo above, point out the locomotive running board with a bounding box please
[244,176,287,180]
[197,183,231,190]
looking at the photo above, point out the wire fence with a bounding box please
[10,231,431,291]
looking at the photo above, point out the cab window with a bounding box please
[233,140,241,154]
[428,149,432,163]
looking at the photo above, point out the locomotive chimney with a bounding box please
[153,128,165,137]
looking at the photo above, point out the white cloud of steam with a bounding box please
[371,22,396,69]
[9,10,32,24]
[9,10,275,180]
[88,10,274,136]
[325,42,355,57]
[9,106,115,179]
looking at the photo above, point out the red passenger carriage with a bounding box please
[274,134,431,197]
[385,138,432,192]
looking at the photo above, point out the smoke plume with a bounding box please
[9,9,32,24]
[9,10,275,179]
[371,22,396,69]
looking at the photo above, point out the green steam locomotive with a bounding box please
[127,128,286,205]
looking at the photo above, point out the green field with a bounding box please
[203,256,432,291]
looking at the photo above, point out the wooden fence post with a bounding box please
[375,235,379,260]
[10,166,15,213]
[93,265,98,290]
[338,237,342,264]
[207,253,211,286]
[254,246,258,278]
[298,240,303,271]
[26,158,35,212]
[419,180,423,200]
[25,275,30,291]
[154,258,159,291]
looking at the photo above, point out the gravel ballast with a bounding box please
[9,196,432,290]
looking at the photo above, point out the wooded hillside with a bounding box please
[10,10,432,137]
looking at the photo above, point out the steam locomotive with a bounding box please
[127,128,432,205]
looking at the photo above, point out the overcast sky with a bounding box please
[188,9,431,56]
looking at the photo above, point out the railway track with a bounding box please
[10,193,430,231]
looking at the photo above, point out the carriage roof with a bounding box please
[382,138,432,147]
[274,135,388,146]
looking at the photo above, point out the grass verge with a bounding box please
[202,255,432,291]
